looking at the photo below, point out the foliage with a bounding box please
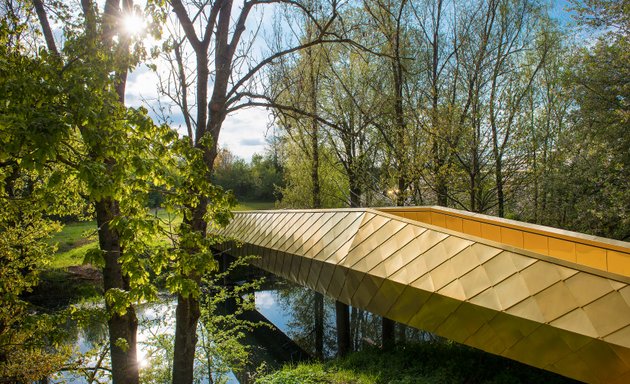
[548,0,630,240]
[279,141,348,208]
[269,0,629,240]
[234,201,277,211]
[256,342,579,384]
[0,12,80,379]
[195,256,264,383]
[213,148,285,203]
[1,1,178,380]
[137,256,264,383]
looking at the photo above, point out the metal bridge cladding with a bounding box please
[215,206,630,384]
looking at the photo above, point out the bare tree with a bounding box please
[161,0,347,379]
[488,0,549,217]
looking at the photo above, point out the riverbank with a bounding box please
[255,342,580,384]
[27,202,275,309]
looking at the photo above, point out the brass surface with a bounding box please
[216,207,630,384]
[380,206,630,277]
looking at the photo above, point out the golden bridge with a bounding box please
[216,206,630,384]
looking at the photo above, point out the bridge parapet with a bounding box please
[379,206,630,277]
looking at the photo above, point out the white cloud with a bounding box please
[125,66,160,108]
[255,290,277,310]
[220,107,272,160]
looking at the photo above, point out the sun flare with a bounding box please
[122,13,146,36]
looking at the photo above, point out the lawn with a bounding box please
[49,209,182,268]
[235,201,276,211]
[49,220,98,254]
[49,202,273,268]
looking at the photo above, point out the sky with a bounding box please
[125,65,272,160]
[124,0,576,162]
[123,1,278,161]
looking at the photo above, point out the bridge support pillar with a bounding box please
[335,300,350,357]
[314,292,324,359]
[382,317,395,349]
[397,322,406,344]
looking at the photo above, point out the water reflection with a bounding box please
[255,278,438,358]
[56,297,239,384]
[56,276,432,383]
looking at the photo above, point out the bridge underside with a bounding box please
[216,207,630,384]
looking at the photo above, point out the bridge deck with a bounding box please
[216,206,630,384]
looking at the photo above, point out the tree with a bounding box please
[28,1,174,381]
[0,18,76,377]
[160,0,347,379]
[487,0,551,217]
[547,0,630,239]
[212,149,284,202]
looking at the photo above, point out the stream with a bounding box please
[55,277,426,383]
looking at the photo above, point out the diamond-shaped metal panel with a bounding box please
[215,207,630,384]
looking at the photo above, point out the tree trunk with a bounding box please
[172,197,209,383]
[436,176,448,207]
[495,157,505,217]
[432,0,448,208]
[311,121,321,209]
[335,301,350,357]
[96,198,139,384]
[309,46,321,210]
[393,56,407,207]
[314,292,324,359]
[381,317,395,349]
[172,293,201,383]
[349,167,361,208]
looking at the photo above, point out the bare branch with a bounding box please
[32,0,58,55]
[169,0,202,50]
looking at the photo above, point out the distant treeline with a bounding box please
[264,0,629,241]
[212,148,285,202]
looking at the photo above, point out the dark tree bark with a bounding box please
[335,301,350,357]
[32,0,58,56]
[381,317,395,349]
[307,44,322,210]
[96,198,139,384]
[172,196,209,382]
[172,292,201,383]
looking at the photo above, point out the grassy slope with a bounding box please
[50,202,273,268]
[256,342,580,384]
[49,221,98,268]
[31,201,274,307]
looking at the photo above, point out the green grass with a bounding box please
[256,342,579,384]
[48,203,270,269]
[50,242,99,269]
[48,220,98,268]
[256,363,370,384]
[235,201,276,211]
[49,209,183,269]
[49,220,98,254]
